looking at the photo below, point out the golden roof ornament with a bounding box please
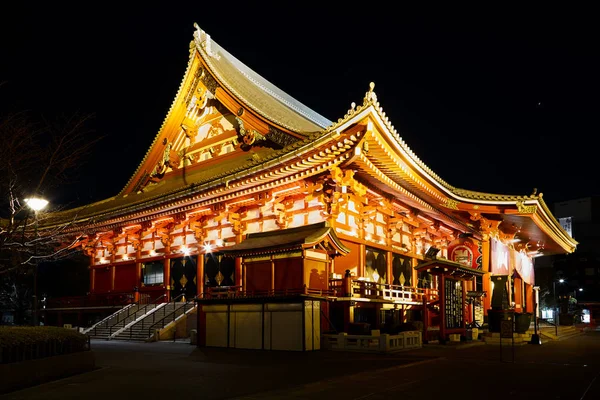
[363,82,378,106]
[193,22,220,60]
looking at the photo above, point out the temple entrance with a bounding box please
[170,256,197,301]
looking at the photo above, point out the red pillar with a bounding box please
[110,265,115,292]
[235,257,242,289]
[164,258,170,302]
[197,254,204,297]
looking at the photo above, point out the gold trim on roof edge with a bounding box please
[193,25,330,134]
[324,82,543,203]
[323,83,576,250]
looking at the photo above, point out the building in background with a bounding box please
[537,197,600,324]
[40,24,577,347]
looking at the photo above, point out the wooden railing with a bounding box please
[198,281,440,303]
[329,279,439,303]
[322,331,422,353]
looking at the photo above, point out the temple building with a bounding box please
[43,24,577,349]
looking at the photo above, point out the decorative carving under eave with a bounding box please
[188,216,207,242]
[329,166,367,197]
[516,201,537,214]
[236,116,266,150]
[199,67,219,95]
[214,205,247,235]
[267,125,299,148]
[149,140,181,182]
[469,212,482,221]
[478,216,502,237]
[442,198,460,210]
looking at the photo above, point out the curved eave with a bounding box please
[193,25,331,135]
[42,124,356,232]
[304,229,351,257]
[331,101,576,254]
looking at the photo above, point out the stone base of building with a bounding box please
[482,331,531,346]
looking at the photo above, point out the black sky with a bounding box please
[1,4,598,212]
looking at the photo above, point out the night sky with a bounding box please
[1,5,598,212]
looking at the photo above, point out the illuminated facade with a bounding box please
[45,24,577,345]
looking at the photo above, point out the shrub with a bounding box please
[0,326,89,364]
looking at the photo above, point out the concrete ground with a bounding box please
[2,333,599,400]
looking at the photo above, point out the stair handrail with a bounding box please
[89,293,164,337]
[83,303,136,335]
[146,296,195,339]
[108,293,166,336]
[117,293,183,340]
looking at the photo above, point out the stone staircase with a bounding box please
[538,325,583,341]
[112,301,194,341]
[483,324,583,345]
[483,331,532,346]
[84,302,162,340]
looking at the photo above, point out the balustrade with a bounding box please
[322,331,422,353]
[329,278,438,304]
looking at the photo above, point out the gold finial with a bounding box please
[363,82,377,105]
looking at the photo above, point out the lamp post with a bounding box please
[553,278,565,337]
[24,197,49,326]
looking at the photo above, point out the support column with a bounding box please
[235,257,242,289]
[135,262,142,302]
[164,258,170,302]
[242,262,247,292]
[387,251,392,285]
[90,266,95,294]
[197,254,204,297]
[359,244,366,278]
[422,295,429,342]
[270,256,275,292]
[110,265,116,292]
[514,277,523,311]
[481,239,491,313]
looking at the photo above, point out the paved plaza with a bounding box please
[2,332,599,400]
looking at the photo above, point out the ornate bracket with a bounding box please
[516,201,537,214]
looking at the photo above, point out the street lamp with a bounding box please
[530,286,542,345]
[24,197,49,326]
[553,278,565,336]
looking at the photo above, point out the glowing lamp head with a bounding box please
[559,278,565,283]
[24,197,49,212]
[579,288,583,292]
[182,246,190,255]
[203,243,213,253]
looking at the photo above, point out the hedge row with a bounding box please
[0,326,90,364]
